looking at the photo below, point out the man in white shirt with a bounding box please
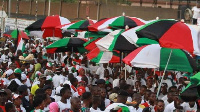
[96,63,112,79]
[52,67,62,88]
[192,3,200,25]
[57,87,72,112]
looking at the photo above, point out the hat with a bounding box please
[5,69,14,77]
[77,86,86,96]
[3,60,8,63]
[17,85,27,92]
[4,47,9,50]
[46,62,53,68]
[0,89,7,95]
[109,93,118,102]
[78,68,84,73]
[96,79,105,84]
[39,74,46,79]
[46,75,52,81]
[14,68,22,74]
[13,94,21,100]
[35,71,42,78]
[21,74,27,81]
[0,48,3,51]
[49,102,59,112]
[43,85,52,91]
[118,90,129,96]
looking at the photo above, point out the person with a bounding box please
[43,85,55,102]
[81,92,92,112]
[57,87,72,112]
[0,89,7,112]
[12,94,26,112]
[5,102,16,112]
[18,85,32,112]
[32,95,46,112]
[132,93,143,112]
[96,63,112,79]
[66,97,82,112]
[141,92,156,111]
[192,2,200,25]
[105,89,136,112]
[155,100,165,112]
[31,74,46,96]
[76,68,86,82]
[99,88,110,111]
[90,96,102,112]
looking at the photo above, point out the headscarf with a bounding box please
[49,102,59,112]
[31,63,41,81]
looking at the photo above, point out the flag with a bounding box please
[15,30,25,55]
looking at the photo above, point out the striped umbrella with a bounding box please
[84,37,102,51]
[95,29,138,52]
[61,19,97,31]
[45,37,87,53]
[74,31,108,38]
[88,16,146,32]
[87,47,120,63]
[4,30,29,40]
[122,19,200,55]
[26,15,70,38]
[123,44,197,72]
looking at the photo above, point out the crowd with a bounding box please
[0,37,198,112]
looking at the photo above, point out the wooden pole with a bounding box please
[1,0,4,37]
[35,0,38,21]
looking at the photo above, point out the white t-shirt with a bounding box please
[53,74,61,88]
[96,66,112,79]
[164,101,176,112]
[90,107,102,112]
[57,100,71,112]
[182,102,197,112]
[192,6,200,19]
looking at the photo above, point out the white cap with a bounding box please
[5,69,14,77]
[13,94,20,99]
[21,74,27,81]
[0,48,3,51]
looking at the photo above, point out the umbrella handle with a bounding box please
[156,49,173,98]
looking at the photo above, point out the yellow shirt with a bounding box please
[31,84,39,96]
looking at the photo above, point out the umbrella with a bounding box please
[26,15,70,38]
[84,37,102,51]
[126,19,200,55]
[180,72,200,102]
[45,37,87,53]
[74,31,108,38]
[4,30,29,40]
[123,44,197,72]
[88,16,146,32]
[67,19,97,31]
[95,29,138,52]
[87,47,120,63]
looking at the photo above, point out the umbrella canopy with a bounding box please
[123,44,197,72]
[26,15,70,38]
[180,72,200,102]
[84,37,102,51]
[126,19,200,55]
[88,16,145,32]
[87,47,120,63]
[95,29,138,52]
[74,31,108,38]
[4,30,29,40]
[45,37,87,53]
[67,19,97,31]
